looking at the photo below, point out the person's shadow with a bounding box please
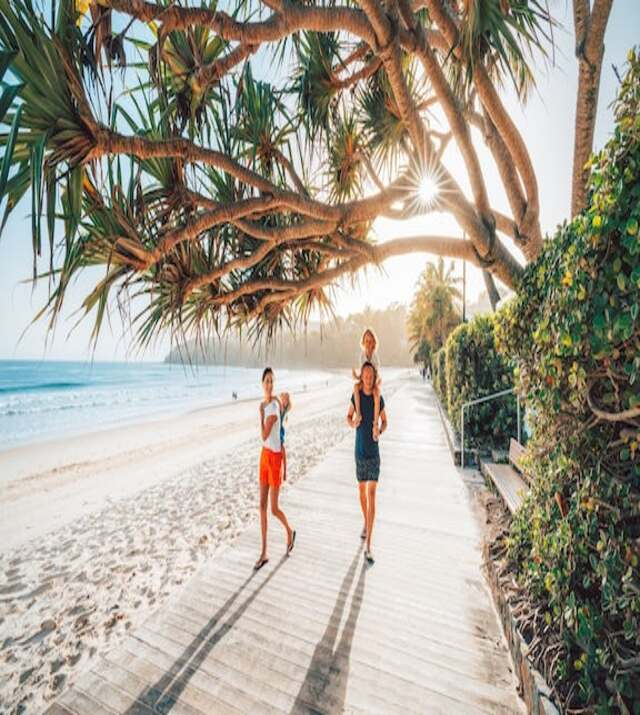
[125,555,287,714]
[289,547,368,714]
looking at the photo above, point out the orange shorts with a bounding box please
[260,447,283,488]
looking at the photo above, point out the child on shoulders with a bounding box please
[352,328,382,441]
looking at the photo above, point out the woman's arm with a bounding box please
[379,408,388,434]
[346,403,357,428]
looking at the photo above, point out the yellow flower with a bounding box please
[592,215,602,229]
[577,285,587,300]
[562,271,573,287]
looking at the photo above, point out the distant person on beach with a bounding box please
[279,392,291,483]
[347,361,387,565]
[352,328,382,441]
[255,368,296,570]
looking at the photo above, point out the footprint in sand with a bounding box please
[0,581,26,595]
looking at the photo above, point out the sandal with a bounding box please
[365,550,375,565]
[287,529,296,555]
[254,557,269,571]
[360,527,367,540]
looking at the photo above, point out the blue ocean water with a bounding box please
[0,360,330,451]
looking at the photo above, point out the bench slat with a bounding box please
[508,439,526,472]
[481,462,529,514]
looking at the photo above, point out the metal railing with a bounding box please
[460,388,521,468]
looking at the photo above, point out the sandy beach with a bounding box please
[0,374,399,715]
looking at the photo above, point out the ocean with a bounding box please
[0,360,331,451]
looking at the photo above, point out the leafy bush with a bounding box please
[445,314,516,448]
[495,50,640,712]
[432,347,447,406]
[431,348,440,395]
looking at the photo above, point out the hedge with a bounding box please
[494,50,640,712]
[432,347,447,406]
[445,314,516,449]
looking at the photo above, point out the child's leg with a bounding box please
[372,385,381,440]
[353,383,363,425]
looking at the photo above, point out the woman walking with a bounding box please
[347,361,387,564]
[255,367,296,570]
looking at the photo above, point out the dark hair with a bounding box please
[262,367,274,383]
[360,360,377,384]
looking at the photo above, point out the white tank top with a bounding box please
[262,399,281,453]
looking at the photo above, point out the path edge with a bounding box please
[431,387,462,466]
[482,549,562,715]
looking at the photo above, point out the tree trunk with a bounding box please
[571,0,614,217]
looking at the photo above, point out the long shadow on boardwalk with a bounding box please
[125,555,287,714]
[290,546,368,715]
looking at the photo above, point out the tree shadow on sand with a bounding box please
[289,546,368,715]
[124,555,287,714]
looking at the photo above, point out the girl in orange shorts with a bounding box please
[255,367,296,570]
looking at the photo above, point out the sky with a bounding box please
[1,1,639,362]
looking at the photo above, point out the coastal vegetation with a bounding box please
[431,313,515,450]
[494,52,640,712]
[0,0,612,346]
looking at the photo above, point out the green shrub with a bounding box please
[431,348,441,397]
[445,314,516,448]
[495,50,640,712]
[432,347,447,407]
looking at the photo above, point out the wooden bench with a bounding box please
[481,439,529,514]
[508,438,526,475]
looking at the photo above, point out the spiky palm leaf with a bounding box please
[359,56,428,171]
[148,23,226,132]
[450,0,554,99]
[233,64,294,182]
[0,0,98,276]
[327,113,365,201]
[291,31,340,141]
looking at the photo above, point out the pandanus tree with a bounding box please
[0,0,613,346]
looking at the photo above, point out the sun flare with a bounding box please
[418,175,440,206]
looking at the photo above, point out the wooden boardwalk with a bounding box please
[46,378,523,715]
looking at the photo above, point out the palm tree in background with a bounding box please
[407,258,461,365]
[0,0,614,349]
